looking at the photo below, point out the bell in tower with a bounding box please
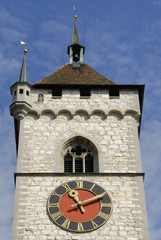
[67,14,85,65]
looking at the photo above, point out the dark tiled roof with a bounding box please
[33,63,117,86]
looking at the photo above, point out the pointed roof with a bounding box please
[33,63,117,86]
[67,16,85,56]
[19,51,27,82]
[73,20,79,44]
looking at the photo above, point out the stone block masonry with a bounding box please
[11,88,149,240]
[12,175,148,240]
[17,89,142,174]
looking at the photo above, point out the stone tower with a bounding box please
[10,17,150,240]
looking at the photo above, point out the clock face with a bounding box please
[47,180,112,232]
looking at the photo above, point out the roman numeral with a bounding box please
[48,202,59,207]
[101,203,112,207]
[52,192,62,198]
[91,220,98,228]
[90,183,95,191]
[51,211,62,220]
[77,222,84,231]
[62,183,71,191]
[98,211,107,220]
[76,180,83,188]
[62,219,71,229]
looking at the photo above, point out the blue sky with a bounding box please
[0,0,161,239]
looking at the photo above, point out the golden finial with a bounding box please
[23,49,28,55]
[20,41,29,55]
[74,15,77,20]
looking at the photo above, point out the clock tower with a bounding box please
[10,16,150,240]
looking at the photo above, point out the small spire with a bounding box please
[19,42,28,82]
[73,15,79,44]
[67,8,85,64]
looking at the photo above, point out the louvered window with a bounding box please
[64,154,73,172]
[75,158,83,172]
[64,145,94,173]
[85,154,94,172]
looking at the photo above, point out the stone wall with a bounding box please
[17,89,142,173]
[12,175,149,240]
[11,88,150,240]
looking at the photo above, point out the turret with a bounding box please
[10,48,32,120]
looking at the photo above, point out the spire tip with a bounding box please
[23,49,28,55]
[74,15,77,21]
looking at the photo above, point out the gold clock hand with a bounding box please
[68,190,85,213]
[71,192,106,207]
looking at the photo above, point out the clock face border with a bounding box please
[47,180,112,232]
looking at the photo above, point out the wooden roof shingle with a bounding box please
[33,63,117,86]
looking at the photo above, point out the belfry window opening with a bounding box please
[63,137,98,173]
[64,145,94,173]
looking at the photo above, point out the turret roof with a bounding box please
[19,53,27,82]
[73,20,79,44]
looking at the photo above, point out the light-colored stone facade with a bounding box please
[11,88,150,239]
[12,175,148,240]
[17,89,141,173]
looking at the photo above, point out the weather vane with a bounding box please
[73,6,77,21]
[20,41,29,55]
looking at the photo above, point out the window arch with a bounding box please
[62,136,98,173]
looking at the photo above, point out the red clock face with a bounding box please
[47,180,112,232]
[59,189,100,222]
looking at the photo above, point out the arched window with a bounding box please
[63,136,98,173]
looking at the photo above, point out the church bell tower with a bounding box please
[10,15,150,240]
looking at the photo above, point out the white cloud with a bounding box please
[26,20,72,79]
[0,52,20,88]
[41,20,71,35]
[153,0,161,6]
[0,26,27,42]
[0,5,30,88]
[0,5,28,30]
